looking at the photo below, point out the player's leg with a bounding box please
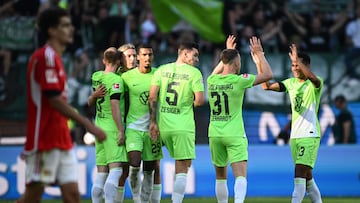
[142,134,163,202]
[92,166,108,203]
[305,138,322,203]
[172,131,195,203]
[151,160,162,203]
[117,162,129,203]
[141,161,155,202]
[291,138,321,203]
[228,137,248,203]
[215,166,228,203]
[210,137,229,203]
[57,150,81,203]
[92,142,108,203]
[21,150,62,203]
[126,129,144,203]
[60,182,81,203]
[104,131,128,202]
[20,183,44,203]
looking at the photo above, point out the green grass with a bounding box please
[1,197,360,203]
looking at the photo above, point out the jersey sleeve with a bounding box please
[35,52,62,92]
[109,75,123,98]
[239,73,255,88]
[192,69,204,92]
[151,66,162,86]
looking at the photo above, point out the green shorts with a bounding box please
[161,130,195,160]
[290,137,320,168]
[125,128,163,161]
[95,130,128,165]
[209,136,248,167]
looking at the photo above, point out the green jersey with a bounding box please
[207,73,255,138]
[282,77,323,138]
[151,62,204,132]
[91,70,125,131]
[122,67,156,131]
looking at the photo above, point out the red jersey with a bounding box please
[25,45,73,152]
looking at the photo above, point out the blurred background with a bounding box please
[0,0,359,200]
[0,0,359,145]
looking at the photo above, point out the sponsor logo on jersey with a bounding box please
[112,83,120,90]
[45,69,58,83]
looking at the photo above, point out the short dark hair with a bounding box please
[38,7,69,40]
[298,52,311,65]
[334,94,346,103]
[220,49,239,64]
[178,41,199,51]
[136,43,153,53]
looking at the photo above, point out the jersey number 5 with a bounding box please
[166,81,179,106]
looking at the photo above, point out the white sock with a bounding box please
[104,168,123,203]
[234,176,247,203]
[172,173,187,203]
[216,179,228,203]
[306,179,322,203]
[130,166,141,203]
[141,170,154,202]
[115,186,125,203]
[91,172,108,203]
[292,177,306,203]
[151,184,162,203]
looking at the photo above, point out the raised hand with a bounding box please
[226,35,237,49]
[288,44,298,62]
[249,36,264,54]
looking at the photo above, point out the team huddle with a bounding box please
[21,7,323,203]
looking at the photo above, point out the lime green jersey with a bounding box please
[91,70,125,131]
[151,62,204,132]
[122,67,156,131]
[282,77,323,138]
[207,73,256,137]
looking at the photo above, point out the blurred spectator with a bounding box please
[332,95,357,144]
[0,48,11,77]
[344,5,360,85]
[275,118,291,146]
[140,10,157,43]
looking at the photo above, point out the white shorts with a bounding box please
[25,149,78,185]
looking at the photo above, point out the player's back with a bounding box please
[207,73,255,137]
[153,62,204,132]
[92,71,124,131]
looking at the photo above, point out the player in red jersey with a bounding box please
[19,7,106,203]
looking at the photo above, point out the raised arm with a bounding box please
[249,36,273,86]
[289,44,321,88]
[212,35,237,75]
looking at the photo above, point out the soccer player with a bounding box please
[90,47,128,203]
[118,43,137,73]
[149,41,204,203]
[262,44,323,203]
[207,36,273,203]
[21,7,106,203]
[121,44,163,203]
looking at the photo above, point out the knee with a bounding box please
[91,186,103,198]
